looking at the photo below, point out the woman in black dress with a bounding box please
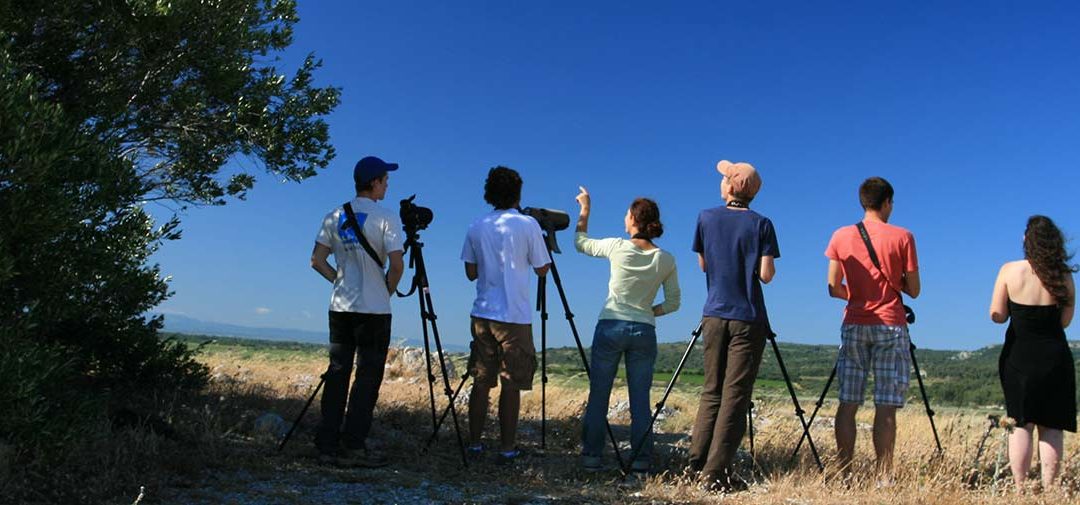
[989,215,1077,489]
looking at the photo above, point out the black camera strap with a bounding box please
[855,221,914,323]
[343,202,384,270]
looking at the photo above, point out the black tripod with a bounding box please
[622,324,824,479]
[791,341,943,462]
[398,227,469,466]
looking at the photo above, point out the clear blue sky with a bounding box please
[152,1,1080,351]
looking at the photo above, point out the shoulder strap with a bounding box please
[343,202,384,270]
[854,222,881,270]
[855,222,900,298]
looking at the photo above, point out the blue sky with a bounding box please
[152,1,1080,351]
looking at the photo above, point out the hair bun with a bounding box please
[646,221,664,239]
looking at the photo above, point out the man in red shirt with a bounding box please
[825,177,921,476]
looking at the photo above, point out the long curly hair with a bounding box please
[1023,215,1078,307]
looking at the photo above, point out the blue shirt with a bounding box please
[692,206,780,323]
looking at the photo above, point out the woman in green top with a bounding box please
[575,186,681,473]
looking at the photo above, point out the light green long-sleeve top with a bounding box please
[574,232,681,326]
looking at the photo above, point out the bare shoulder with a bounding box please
[1003,260,1029,272]
[996,260,1025,281]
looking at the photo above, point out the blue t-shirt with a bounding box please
[692,206,780,323]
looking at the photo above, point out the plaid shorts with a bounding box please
[836,324,911,407]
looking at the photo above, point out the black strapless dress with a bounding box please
[998,301,1076,432]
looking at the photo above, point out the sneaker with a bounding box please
[466,443,485,460]
[581,455,603,473]
[495,448,522,465]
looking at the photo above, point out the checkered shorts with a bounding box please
[836,324,911,407]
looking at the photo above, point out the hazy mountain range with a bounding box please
[158,313,468,351]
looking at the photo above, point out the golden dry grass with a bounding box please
[189,346,1080,504]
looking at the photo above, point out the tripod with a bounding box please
[398,227,469,466]
[623,324,824,479]
[791,341,943,462]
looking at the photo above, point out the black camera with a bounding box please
[521,207,570,253]
[400,195,434,232]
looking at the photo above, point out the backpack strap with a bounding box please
[343,202,384,270]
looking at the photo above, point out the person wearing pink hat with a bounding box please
[688,160,778,491]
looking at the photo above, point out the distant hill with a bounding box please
[545,339,1080,408]
[158,313,328,343]
[158,313,469,352]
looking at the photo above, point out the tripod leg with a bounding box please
[966,415,999,487]
[747,400,755,460]
[419,292,438,436]
[539,278,548,451]
[769,334,824,471]
[622,323,703,478]
[791,364,837,462]
[404,242,469,467]
[909,342,943,453]
[424,373,472,451]
[278,376,325,452]
[423,287,470,467]
[545,254,627,472]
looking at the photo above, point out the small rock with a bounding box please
[608,400,630,417]
[655,406,677,421]
[254,412,289,439]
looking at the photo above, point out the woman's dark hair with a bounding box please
[484,166,522,210]
[1024,215,1078,307]
[859,177,894,211]
[630,198,664,240]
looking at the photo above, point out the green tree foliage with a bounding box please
[0,2,340,500]
[0,0,341,205]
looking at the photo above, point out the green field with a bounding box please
[173,332,1079,408]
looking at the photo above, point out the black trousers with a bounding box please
[315,311,392,453]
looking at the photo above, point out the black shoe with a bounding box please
[343,447,390,468]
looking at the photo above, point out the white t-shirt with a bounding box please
[315,197,404,314]
[461,209,551,324]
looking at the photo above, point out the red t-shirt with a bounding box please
[825,220,919,326]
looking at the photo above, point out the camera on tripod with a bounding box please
[400,195,434,233]
[521,207,570,253]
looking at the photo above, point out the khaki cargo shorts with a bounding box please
[468,317,536,390]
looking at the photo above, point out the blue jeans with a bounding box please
[581,319,658,470]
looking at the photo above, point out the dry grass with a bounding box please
[172,346,1080,504]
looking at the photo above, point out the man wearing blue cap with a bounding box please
[311,156,406,467]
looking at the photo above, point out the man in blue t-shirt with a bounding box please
[688,160,780,491]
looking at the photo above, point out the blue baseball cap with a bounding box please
[353,156,399,185]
